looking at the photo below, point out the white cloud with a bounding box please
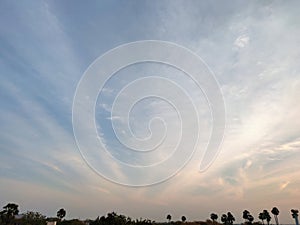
[280,181,290,191]
[234,34,250,48]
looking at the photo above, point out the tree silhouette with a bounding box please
[0,203,19,225]
[248,215,254,224]
[221,214,228,225]
[263,210,271,225]
[259,212,266,225]
[291,209,299,225]
[57,208,66,220]
[2,202,300,225]
[243,210,254,224]
[227,212,235,225]
[210,213,218,224]
[2,203,19,217]
[271,207,280,225]
[166,214,171,223]
[17,211,47,225]
[243,210,250,223]
[90,212,153,225]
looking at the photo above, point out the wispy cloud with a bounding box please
[1,0,300,223]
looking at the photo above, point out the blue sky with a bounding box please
[1,0,300,223]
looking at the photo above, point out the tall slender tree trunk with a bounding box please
[295,216,299,225]
[275,215,279,225]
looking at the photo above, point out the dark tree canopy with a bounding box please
[210,213,218,222]
[271,207,279,216]
[259,212,266,224]
[248,215,254,223]
[0,203,19,225]
[2,203,19,217]
[15,211,46,225]
[89,212,153,225]
[57,208,66,220]
[291,209,299,218]
[243,210,250,221]
[243,210,254,224]
[263,210,271,225]
[221,214,227,224]
[166,214,171,222]
[227,212,235,225]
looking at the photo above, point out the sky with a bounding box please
[1,0,300,223]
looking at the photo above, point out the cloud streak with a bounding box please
[0,0,300,223]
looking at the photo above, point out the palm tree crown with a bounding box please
[57,208,66,220]
[221,214,227,224]
[263,210,272,225]
[243,210,254,224]
[227,212,235,225]
[166,214,171,222]
[243,210,250,222]
[271,207,280,225]
[291,209,299,225]
[211,213,218,223]
[259,212,266,224]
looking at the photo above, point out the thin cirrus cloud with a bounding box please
[0,0,300,223]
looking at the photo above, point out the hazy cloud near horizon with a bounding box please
[1,0,300,223]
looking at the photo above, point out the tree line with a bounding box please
[167,208,298,225]
[0,203,298,225]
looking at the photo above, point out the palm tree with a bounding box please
[243,210,254,224]
[248,215,254,224]
[291,209,299,225]
[167,214,172,223]
[181,216,186,223]
[243,210,250,223]
[259,212,266,225]
[227,212,235,225]
[57,208,66,220]
[263,210,271,225]
[211,213,218,224]
[271,207,280,225]
[221,214,228,225]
